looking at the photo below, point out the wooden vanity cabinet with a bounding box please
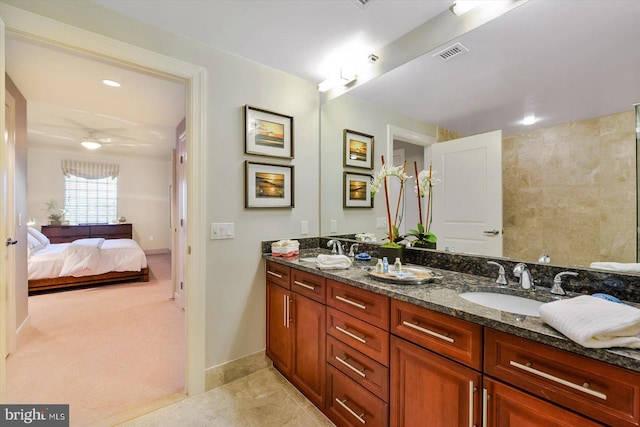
[265,261,326,408]
[389,299,483,427]
[326,279,390,427]
[485,328,640,427]
[484,377,603,427]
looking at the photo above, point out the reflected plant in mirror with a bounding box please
[370,156,410,248]
[404,161,438,249]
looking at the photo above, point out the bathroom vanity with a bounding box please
[265,252,640,427]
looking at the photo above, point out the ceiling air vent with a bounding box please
[433,42,469,62]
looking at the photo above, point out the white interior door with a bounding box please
[431,130,503,256]
[0,16,9,401]
[174,123,187,309]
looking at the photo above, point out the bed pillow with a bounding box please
[28,227,50,247]
[27,233,45,254]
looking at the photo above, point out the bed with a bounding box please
[27,227,149,293]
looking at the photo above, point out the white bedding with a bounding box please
[28,238,148,280]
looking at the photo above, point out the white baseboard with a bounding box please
[144,248,171,255]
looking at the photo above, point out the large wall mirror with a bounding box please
[320,1,640,269]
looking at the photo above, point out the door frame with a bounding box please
[4,88,16,359]
[0,5,207,398]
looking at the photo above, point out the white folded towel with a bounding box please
[316,254,352,270]
[539,295,640,348]
[589,262,640,273]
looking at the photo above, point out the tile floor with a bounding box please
[118,368,335,426]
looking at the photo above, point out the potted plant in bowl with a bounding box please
[45,200,67,225]
[370,156,410,261]
[405,161,437,249]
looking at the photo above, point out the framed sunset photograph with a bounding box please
[245,105,294,158]
[343,172,373,208]
[245,161,294,208]
[343,129,374,169]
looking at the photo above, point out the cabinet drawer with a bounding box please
[265,260,290,289]
[327,335,389,402]
[484,377,603,427]
[327,279,390,330]
[485,328,640,427]
[328,307,389,366]
[291,269,326,303]
[391,299,482,370]
[326,364,389,427]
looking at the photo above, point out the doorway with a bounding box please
[0,4,207,410]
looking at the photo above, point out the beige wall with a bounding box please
[503,110,636,267]
[27,148,173,251]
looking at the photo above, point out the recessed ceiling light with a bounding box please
[102,79,121,88]
[523,115,536,125]
[81,140,102,150]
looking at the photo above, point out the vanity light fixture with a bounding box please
[102,79,121,88]
[318,67,357,93]
[450,1,482,16]
[523,115,536,125]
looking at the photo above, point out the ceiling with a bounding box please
[6,0,639,159]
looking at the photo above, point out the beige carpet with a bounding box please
[6,253,185,427]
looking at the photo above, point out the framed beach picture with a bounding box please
[245,161,294,208]
[245,105,294,159]
[343,172,373,208]
[343,129,374,169]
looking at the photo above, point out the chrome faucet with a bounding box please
[487,261,508,285]
[513,263,534,290]
[348,243,359,257]
[327,239,344,255]
[551,271,578,296]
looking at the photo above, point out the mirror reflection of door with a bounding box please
[431,130,503,256]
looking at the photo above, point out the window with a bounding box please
[61,160,120,225]
[64,175,118,224]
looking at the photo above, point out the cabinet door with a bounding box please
[390,336,482,427]
[266,282,292,375]
[484,378,603,427]
[290,293,326,408]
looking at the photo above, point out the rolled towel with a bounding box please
[539,295,640,348]
[316,254,352,270]
[589,262,640,273]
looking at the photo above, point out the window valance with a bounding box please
[61,160,119,179]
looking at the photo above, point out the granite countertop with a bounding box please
[265,250,640,374]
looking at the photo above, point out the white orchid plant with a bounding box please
[370,157,411,247]
[406,161,439,247]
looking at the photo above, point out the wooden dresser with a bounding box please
[40,223,132,243]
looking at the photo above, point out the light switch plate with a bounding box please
[330,220,337,233]
[376,217,387,229]
[211,223,234,240]
[301,220,309,235]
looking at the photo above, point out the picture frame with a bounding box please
[343,129,374,169]
[245,161,294,208]
[343,172,373,208]
[244,105,294,159]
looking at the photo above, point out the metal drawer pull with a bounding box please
[293,280,315,290]
[335,326,367,344]
[468,381,475,427]
[509,360,607,400]
[335,355,366,378]
[336,295,366,310]
[402,320,455,343]
[283,295,287,327]
[267,270,283,278]
[482,388,488,427]
[335,398,366,424]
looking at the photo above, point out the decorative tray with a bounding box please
[367,266,443,285]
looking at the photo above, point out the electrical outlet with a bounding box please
[376,217,387,229]
[330,220,337,233]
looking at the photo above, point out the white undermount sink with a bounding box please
[459,292,544,317]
